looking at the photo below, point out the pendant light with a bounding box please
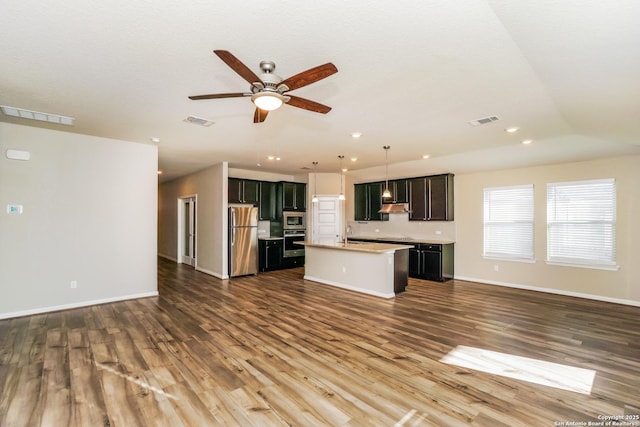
[338,155,345,200]
[311,161,319,203]
[382,146,392,198]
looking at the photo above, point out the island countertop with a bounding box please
[296,241,413,254]
[349,235,456,245]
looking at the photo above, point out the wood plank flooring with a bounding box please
[1,258,639,426]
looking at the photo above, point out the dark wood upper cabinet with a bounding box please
[408,173,454,221]
[259,181,278,220]
[281,181,306,211]
[228,178,259,205]
[354,181,389,221]
[408,177,428,220]
[382,179,408,204]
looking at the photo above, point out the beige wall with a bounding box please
[454,155,640,305]
[342,154,639,305]
[159,166,307,279]
[158,163,227,278]
[0,123,158,318]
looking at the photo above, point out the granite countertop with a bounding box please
[298,241,413,254]
[258,236,284,241]
[350,235,455,245]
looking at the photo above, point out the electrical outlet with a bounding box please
[435,230,442,235]
[70,280,77,289]
[493,265,499,272]
[342,266,347,273]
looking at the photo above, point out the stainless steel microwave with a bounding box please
[283,211,306,230]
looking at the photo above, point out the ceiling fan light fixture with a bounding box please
[251,92,286,111]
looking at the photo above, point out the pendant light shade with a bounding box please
[312,161,319,203]
[383,146,392,198]
[338,155,345,200]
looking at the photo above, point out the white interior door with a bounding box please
[311,196,343,245]
[178,196,196,266]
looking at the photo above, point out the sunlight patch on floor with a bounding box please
[440,345,595,395]
[94,361,178,400]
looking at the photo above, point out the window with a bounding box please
[546,178,616,269]
[483,185,534,261]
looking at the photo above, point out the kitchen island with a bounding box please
[299,241,412,298]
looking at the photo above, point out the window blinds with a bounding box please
[547,178,616,268]
[483,185,534,260]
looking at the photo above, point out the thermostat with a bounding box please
[6,204,23,215]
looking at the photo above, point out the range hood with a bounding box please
[378,203,409,214]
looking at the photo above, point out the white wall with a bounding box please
[158,162,227,278]
[0,123,158,319]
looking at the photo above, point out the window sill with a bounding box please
[545,261,620,271]
[483,256,535,264]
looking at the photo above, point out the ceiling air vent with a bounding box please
[468,115,500,126]
[1,105,74,126]
[184,116,215,126]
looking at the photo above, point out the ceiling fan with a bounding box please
[189,50,338,123]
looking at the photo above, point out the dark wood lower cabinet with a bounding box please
[281,255,305,268]
[259,239,283,272]
[259,239,305,272]
[351,238,454,282]
[409,243,454,282]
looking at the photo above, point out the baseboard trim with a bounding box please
[158,255,228,280]
[0,291,160,320]
[196,266,227,280]
[454,275,640,308]
[158,253,178,262]
[304,275,395,299]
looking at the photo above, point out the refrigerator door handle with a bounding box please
[230,210,236,246]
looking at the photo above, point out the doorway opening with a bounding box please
[178,195,197,267]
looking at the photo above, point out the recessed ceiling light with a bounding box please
[150,137,160,143]
[267,155,275,160]
[422,154,430,159]
[505,127,520,133]
[342,168,348,172]
[1,105,74,126]
[351,157,357,162]
[351,132,362,139]
[157,170,163,175]
[276,157,281,161]
[521,139,533,145]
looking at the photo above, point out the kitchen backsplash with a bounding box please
[258,220,271,237]
[347,213,456,242]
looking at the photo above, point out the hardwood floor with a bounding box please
[1,258,639,426]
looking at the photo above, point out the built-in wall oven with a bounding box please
[283,229,305,258]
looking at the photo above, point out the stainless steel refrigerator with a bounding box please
[229,205,259,277]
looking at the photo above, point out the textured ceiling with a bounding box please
[1,0,639,182]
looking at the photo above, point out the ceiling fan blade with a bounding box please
[214,50,262,86]
[279,63,338,91]
[286,95,332,114]
[253,108,269,123]
[188,92,251,100]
